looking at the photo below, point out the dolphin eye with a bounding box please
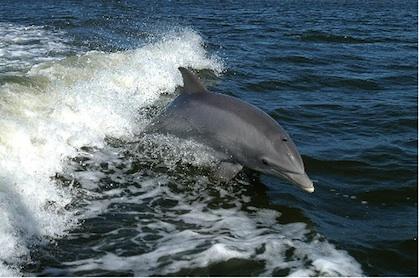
[282,138,288,142]
[261,158,269,166]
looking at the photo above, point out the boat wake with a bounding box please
[0,23,362,276]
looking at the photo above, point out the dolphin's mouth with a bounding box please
[285,172,315,193]
[271,169,315,193]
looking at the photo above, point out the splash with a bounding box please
[50,140,364,277]
[0,23,363,277]
[0,24,222,275]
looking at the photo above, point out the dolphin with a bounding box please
[145,67,314,193]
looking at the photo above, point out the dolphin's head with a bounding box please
[252,129,314,193]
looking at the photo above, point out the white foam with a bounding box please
[0,26,222,275]
[56,143,363,277]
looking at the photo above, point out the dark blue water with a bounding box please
[0,0,417,276]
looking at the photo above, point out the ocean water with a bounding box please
[0,0,417,276]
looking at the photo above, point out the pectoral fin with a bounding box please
[213,161,243,182]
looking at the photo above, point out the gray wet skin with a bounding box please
[145,67,314,193]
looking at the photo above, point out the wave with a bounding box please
[0,23,363,276]
[0,25,222,275]
[298,31,372,44]
[0,22,74,74]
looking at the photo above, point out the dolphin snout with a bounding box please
[270,167,315,193]
[285,172,315,193]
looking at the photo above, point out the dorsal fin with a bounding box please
[178,67,208,94]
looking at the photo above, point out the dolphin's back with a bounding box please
[147,91,287,163]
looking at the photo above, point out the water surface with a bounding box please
[0,0,417,276]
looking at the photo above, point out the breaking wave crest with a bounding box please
[0,25,222,275]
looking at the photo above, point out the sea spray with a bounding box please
[0,25,222,275]
[0,23,363,277]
